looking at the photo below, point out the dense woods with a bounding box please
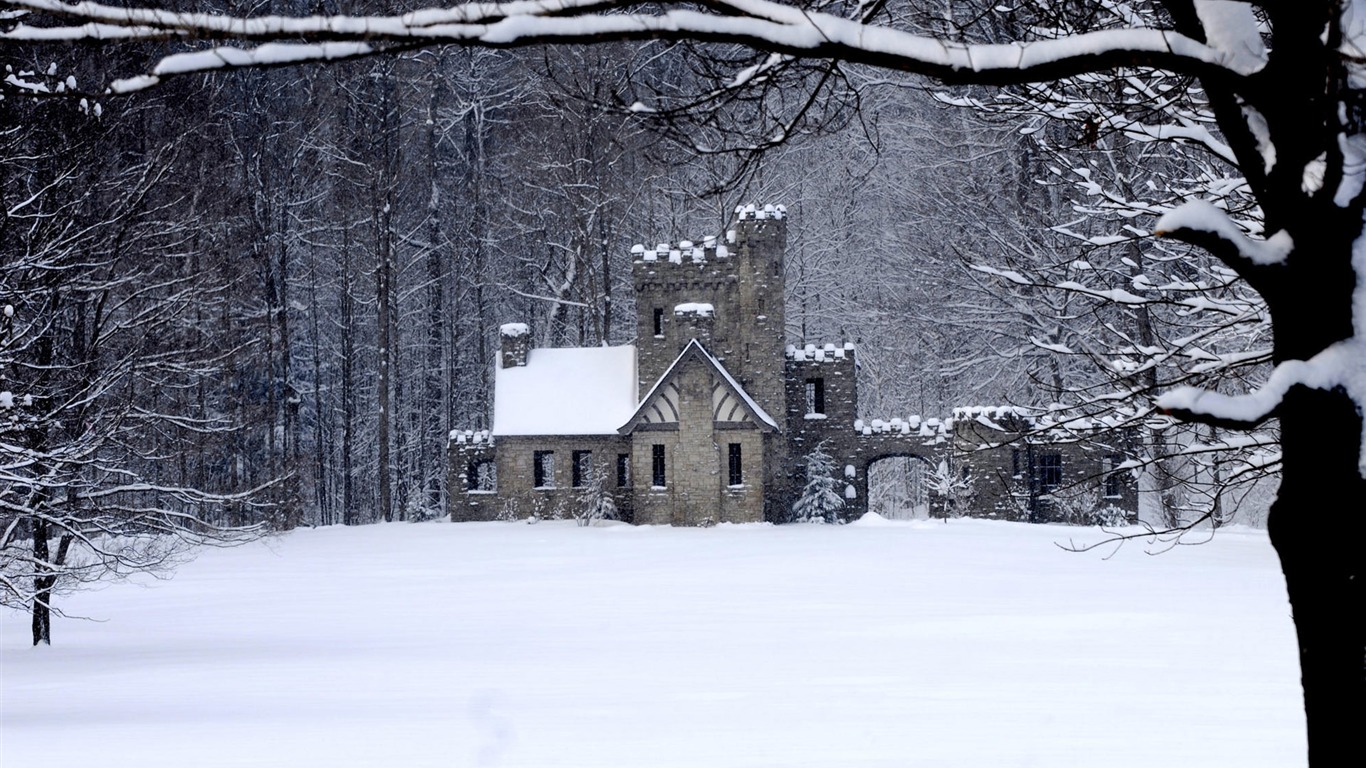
[4,46,1195,532]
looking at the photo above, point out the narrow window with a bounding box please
[1038,453,1062,494]
[653,307,664,337]
[728,443,743,486]
[572,450,592,488]
[617,453,631,487]
[533,450,555,489]
[1104,455,1124,498]
[651,444,667,487]
[1011,449,1021,478]
[805,377,825,414]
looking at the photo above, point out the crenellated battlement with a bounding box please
[786,342,855,363]
[631,235,732,265]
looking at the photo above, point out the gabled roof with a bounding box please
[492,346,638,436]
[620,339,779,434]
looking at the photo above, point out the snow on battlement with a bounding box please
[854,416,949,441]
[786,342,855,362]
[499,322,529,338]
[734,203,786,221]
[947,404,1139,437]
[674,303,714,316]
[449,429,492,446]
[631,235,730,264]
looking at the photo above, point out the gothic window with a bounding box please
[652,444,667,488]
[572,450,592,488]
[728,443,743,486]
[617,453,631,487]
[533,450,555,489]
[805,378,825,415]
[1038,453,1062,494]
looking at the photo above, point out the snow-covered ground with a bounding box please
[2,518,1305,768]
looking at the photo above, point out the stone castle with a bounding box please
[449,205,1138,525]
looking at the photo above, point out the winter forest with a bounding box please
[6,2,1366,766]
[0,23,1278,532]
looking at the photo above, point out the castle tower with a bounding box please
[631,204,788,418]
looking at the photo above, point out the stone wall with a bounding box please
[450,433,634,522]
[631,363,767,526]
[953,414,1139,523]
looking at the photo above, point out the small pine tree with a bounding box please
[793,442,845,524]
[573,467,618,527]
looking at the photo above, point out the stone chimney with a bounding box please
[499,322,531,368]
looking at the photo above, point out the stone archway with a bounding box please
[828,433,943,521]
[865,454,934,520]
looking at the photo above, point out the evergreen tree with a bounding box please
[793,442,844,524]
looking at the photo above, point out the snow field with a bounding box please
[2,518,1305,768]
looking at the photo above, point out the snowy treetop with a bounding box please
[499,322,529,337]
[786,342,854,362]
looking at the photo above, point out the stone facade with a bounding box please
[448,204,1141,525]
[949,408,1140,523]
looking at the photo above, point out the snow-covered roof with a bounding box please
[492,346,638,436]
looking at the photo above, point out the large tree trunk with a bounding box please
[1271,385,1366,765]
[1264,209,1366,765]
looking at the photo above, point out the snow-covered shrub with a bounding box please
[926,460,975,520]
[496,499,520,523]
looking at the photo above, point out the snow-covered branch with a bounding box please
[0,0,1261,92]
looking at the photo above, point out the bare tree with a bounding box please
[0,81,264,644]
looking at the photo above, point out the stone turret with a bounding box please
[630,204,788,418]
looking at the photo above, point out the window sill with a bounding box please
[804,413,827,420]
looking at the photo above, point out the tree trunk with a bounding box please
[376,202,394,524]
[1265,214,1366,766]
[1270,385,1366,766]
[31,518,51,646]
